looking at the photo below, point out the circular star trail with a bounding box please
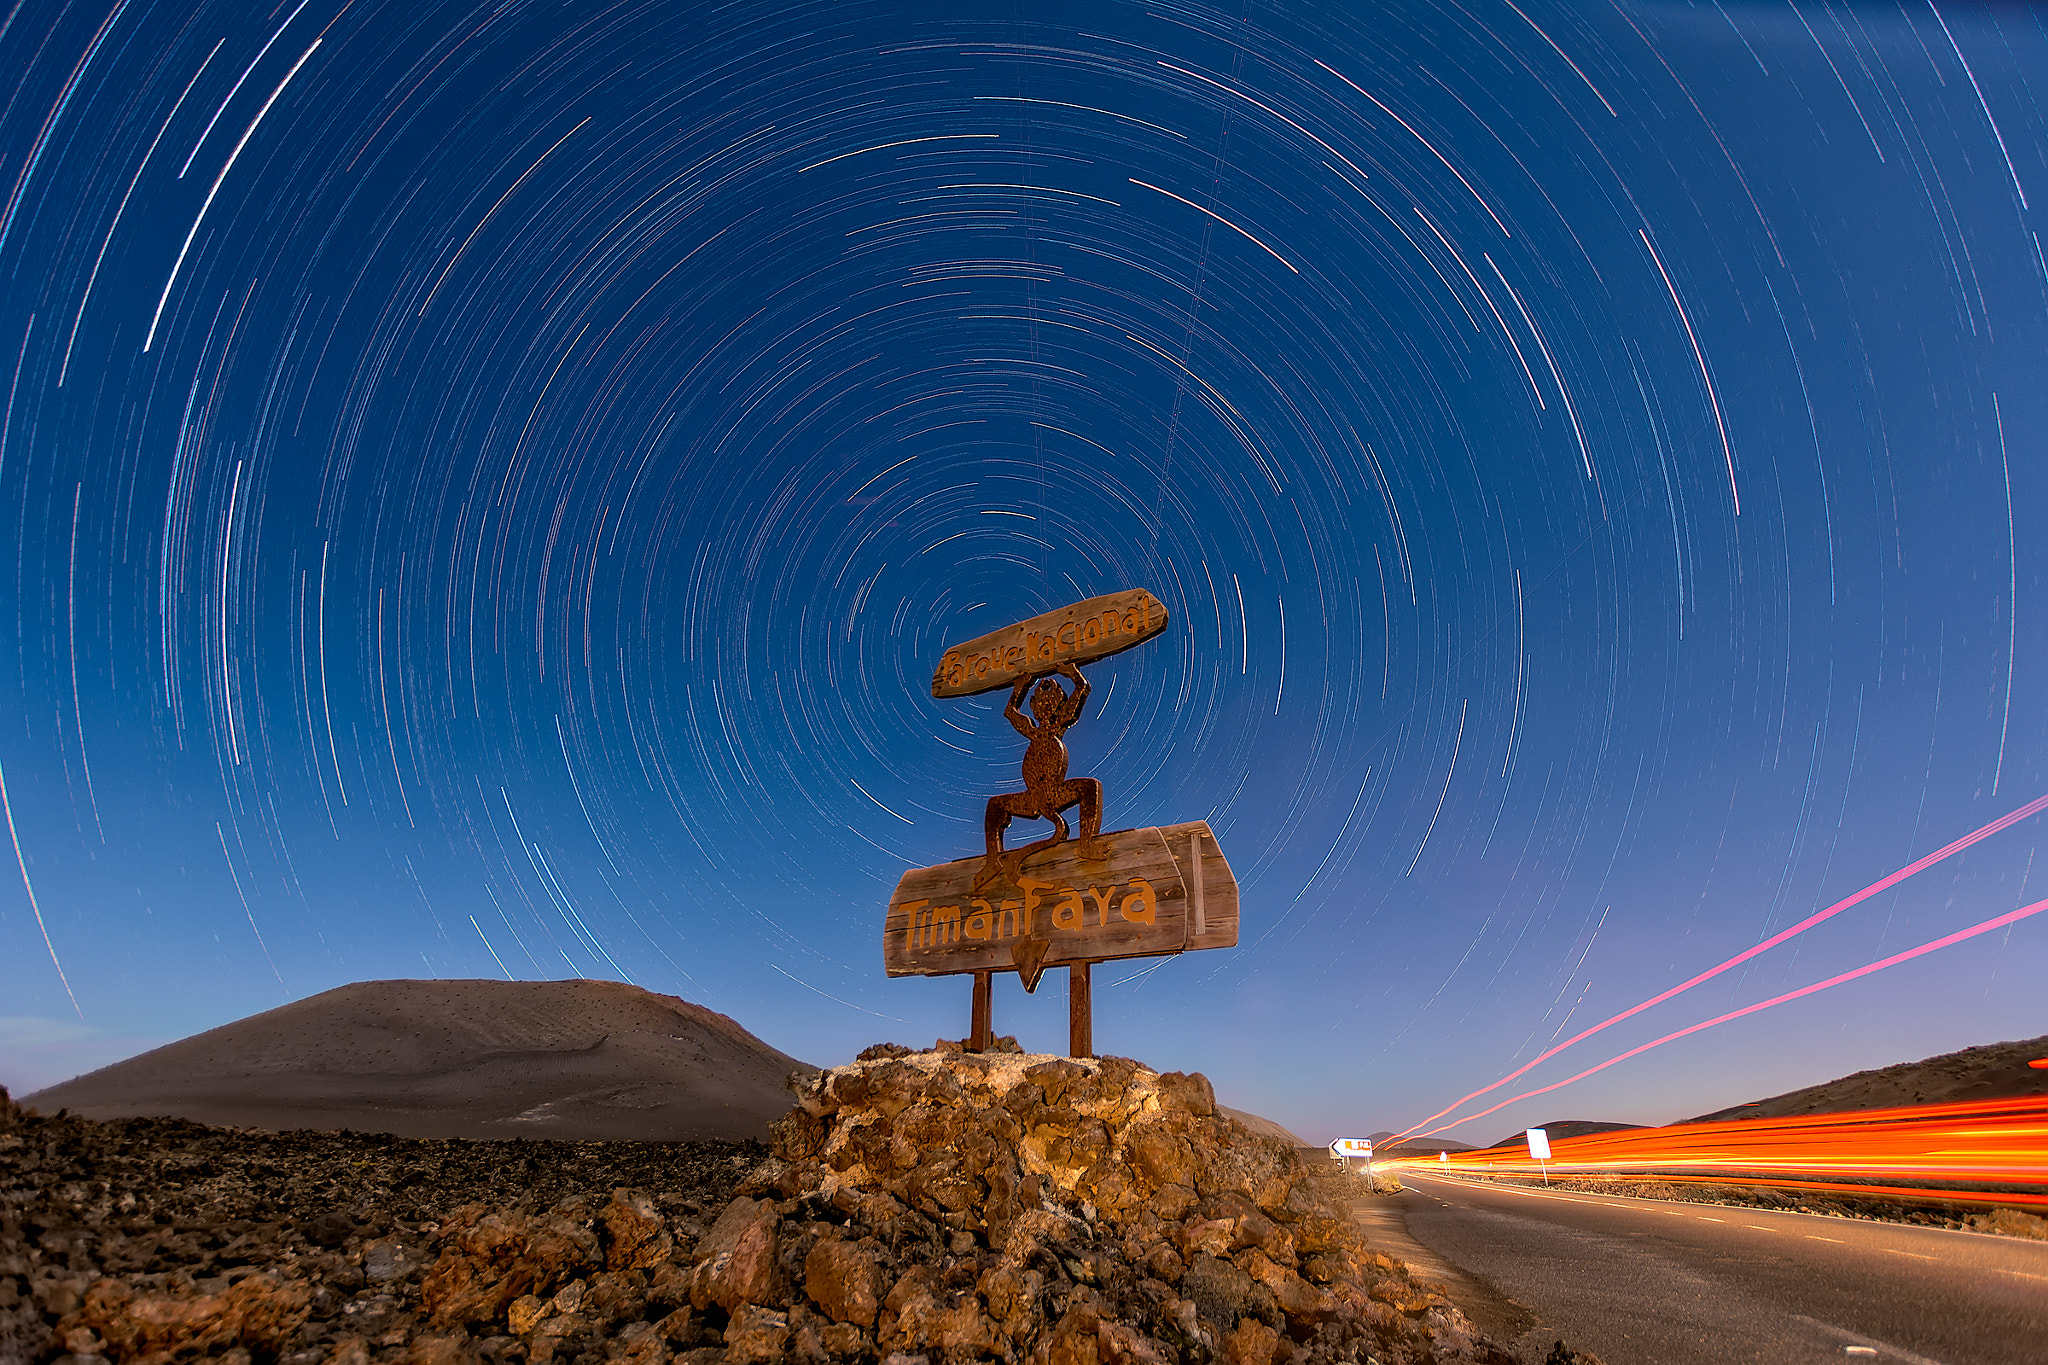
[1,0,2042,1136]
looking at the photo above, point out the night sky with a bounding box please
[1,0,2042,1146]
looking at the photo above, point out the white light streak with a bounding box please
[0,758,80,1017]
[1128,179,1299,273]
[1407,699,1468,876]
[145,39,320,351]
[798,134,997,173]
[420,117,590,316]
[1640,228,1739,515]
[178,0,311,176]
[1929,0,2029,209]
[1314,59,1510,235]
[62,37,223,385]
[1993,393,2016,795]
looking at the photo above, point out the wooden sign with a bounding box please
[883,820,1237,984]
[932,588,1170,699]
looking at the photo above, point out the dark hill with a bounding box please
[22,978,815,1141]
[1481,1120,1647,1151]
[1368,1129,1478,1158]
[1685,1034,2048,1123]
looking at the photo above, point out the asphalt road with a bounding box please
[1344,1170,2048,1365]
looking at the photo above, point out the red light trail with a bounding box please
[1394,790,2048,1142]
[1392,1096,2048,1210]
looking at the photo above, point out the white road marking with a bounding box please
[1698,1216,1725,1222]
[1885,1250,1935,1261]
[1807,1235,1844,1243]
[1992,1267,2048,1283]
[1746,1225,1777,1232]
[1792,1313,1949,1365]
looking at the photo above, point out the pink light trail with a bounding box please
[1394,789,2048,1140]
[1405,894,2048,1141]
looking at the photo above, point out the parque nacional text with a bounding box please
[931,588,1169,699]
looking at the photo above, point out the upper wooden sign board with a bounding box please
[932,588,1169,699]
[883,820,1237,981]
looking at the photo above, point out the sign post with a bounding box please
[883,588,1239,1055]
[1329,1137,1374,1181]
[1525,1127,1551,1184]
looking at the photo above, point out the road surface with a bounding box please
[1344,1169,2047,1364]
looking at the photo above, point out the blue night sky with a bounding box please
[0,0,2042,1146]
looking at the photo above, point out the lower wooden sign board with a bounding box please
[883,821,1237,987]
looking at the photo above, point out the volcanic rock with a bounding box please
[4,1050,1513,1364]
[730,1049,1510,1364]
[0,1082,765,1365]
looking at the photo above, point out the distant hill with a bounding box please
[1481,1120,1646,1152]
[1685,1034,2048,1124]
[1367,1129,1478,1158]
[1368,1130,1477,1150]
[23,979,815,1141]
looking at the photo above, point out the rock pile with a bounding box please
[743,1046,1511,1365]
[5,1050,1513,1364]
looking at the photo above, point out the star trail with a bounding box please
[0,0,2042,1141]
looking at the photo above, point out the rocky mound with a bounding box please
[1685,1034,2048,1123]
[23,979,814,1142]
[5,1048,1511,1364]
[1214,1111,1309,1153]
[737,1046,1508,1365]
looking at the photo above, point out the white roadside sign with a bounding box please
[1525,1127,1552,1160]
[1330,1137,1374,1158]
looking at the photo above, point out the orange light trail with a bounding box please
[1390,1096,2048,1209]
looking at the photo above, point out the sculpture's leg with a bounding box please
[1058,778,1104,858]
[1005,805,1069,882]
[1076,778,1103,841]
[984,797,1012,859]
[978,795,1021,889]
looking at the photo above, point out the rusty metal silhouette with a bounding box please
[976,661,1104,889]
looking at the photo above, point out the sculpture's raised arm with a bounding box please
[1058,661,1090,722]
[1003,675,1035,737]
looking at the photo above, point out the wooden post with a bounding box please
[1069,961,1092,1058]
[970,970,992,1052]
